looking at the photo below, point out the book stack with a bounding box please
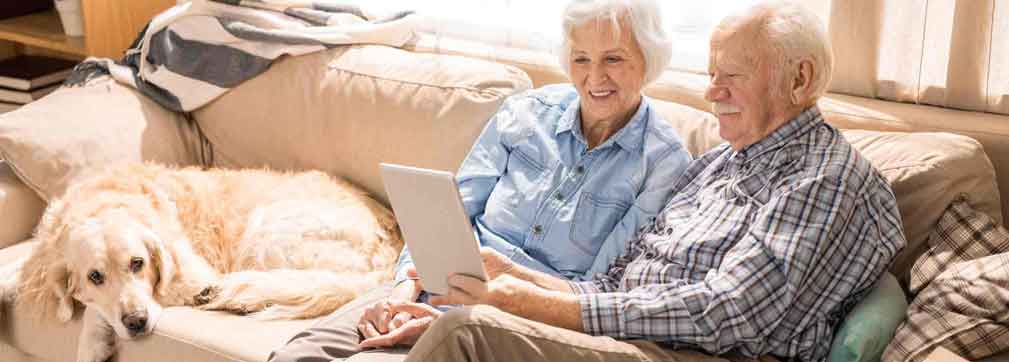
[0,1,54,21]
[0,55,79,113]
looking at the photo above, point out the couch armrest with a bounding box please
[0,161,43,249]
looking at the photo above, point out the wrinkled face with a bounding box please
[569,16,646,127]
[65,209,163,339]
[705,30,781,151]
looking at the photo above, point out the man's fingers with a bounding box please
[387,301,441,318]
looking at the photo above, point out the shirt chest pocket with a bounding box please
[571,193,632,256]
[494,142,552,217]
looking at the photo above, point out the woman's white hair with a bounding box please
[558,0,672,86]
[721,1,834,103]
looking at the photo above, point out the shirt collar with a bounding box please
[732,105,823,162]
[556,95,651,153]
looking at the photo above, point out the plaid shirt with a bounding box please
[570,107,906,362]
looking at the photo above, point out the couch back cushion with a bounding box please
[0,79,204,201]
[194,45,531,205]
[649,99,1003,289]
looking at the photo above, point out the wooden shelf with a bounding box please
[0,10,86,56]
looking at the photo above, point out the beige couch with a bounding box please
[0,42,1008,362]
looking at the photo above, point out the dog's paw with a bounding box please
[192,286,220,306]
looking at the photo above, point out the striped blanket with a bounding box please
[66,0,418,112]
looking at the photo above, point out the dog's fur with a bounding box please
[10,163,402,362]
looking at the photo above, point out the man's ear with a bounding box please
[790,58,815,106]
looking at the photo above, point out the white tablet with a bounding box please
[379,163,487,295]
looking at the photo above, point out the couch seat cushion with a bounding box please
[1,241,317,362]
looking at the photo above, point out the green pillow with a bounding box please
[828,272,908,362]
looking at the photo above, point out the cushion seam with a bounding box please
[326,65,510,98]
[0,148,50,203]
[150,327,248,362]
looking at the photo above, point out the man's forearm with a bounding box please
[497,283,583,332]
[508,263,575,293]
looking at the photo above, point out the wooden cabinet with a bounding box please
[0,0,176,59]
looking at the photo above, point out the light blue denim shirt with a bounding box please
[394,84,691,284]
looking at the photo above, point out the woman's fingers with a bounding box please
[390,311,413,329]
[358,320,380,340]
[359,316,437,349]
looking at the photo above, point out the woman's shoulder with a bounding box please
[507,84,579,110]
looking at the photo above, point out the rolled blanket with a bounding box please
[65,0,418,112]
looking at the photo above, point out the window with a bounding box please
[369,1,787,73]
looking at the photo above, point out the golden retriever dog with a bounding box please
[9,163,402,362]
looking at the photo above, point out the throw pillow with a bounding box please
[908,196,1009,295]
[882,200,1009,362]
[0,79,203,201]
[828,272,908,362]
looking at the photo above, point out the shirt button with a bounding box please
[554,193,564,201]
[575,166,585,174]
[532,225,543,235]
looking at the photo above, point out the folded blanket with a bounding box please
[66,0,418,112]
[883,198,1009,361]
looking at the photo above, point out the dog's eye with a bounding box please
[129,257,144,273]
[88,270,104,286]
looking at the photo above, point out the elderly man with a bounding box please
[354,2,907,362]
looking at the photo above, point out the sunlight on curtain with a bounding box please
[989,1,1009,114]
[829,0,1009,115]
[368,1,797,74]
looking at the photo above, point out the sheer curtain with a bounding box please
[367,0,1006,115]
[829,0,1009,114]
[369,1,777,73]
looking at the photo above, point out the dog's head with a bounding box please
[18,190,179,339]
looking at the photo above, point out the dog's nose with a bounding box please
[122,312,148,334]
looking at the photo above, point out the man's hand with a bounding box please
[359,302,442,348]
[428,273,533,310]
[429,273,584,332]
[480,247,516,279]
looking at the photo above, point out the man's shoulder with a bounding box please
[799,124,886,192]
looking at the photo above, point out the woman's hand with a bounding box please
[359,302,442,348]
[358,268,423,338]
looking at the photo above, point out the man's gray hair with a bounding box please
[558,0,672,86]
[730,1,834,103]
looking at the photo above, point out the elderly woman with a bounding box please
[268,0,688,360]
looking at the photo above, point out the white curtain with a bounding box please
[361,0,1007,115]
[829,0,1009,114]
[366,1,779,72]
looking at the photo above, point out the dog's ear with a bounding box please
[141,229,176,298]
[48,264,76,323]
[17,199,78,323]
[18,242,78,323]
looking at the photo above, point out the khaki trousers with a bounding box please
[270,288,777,362]
[405,305,777,362]
[268,284,409,362]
